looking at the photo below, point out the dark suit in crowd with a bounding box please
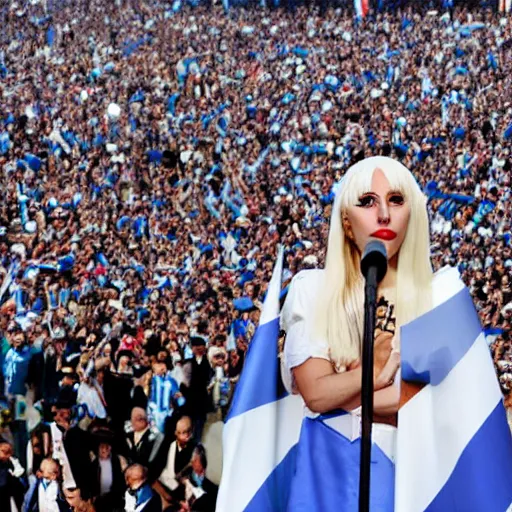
[182,356,213,442]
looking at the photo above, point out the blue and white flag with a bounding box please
[219,263,511,511]
[217,247,303,511]
[396,266,512,511]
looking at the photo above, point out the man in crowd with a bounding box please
[153,416,196,505]
[124,407,164,468]
[124,464,161,512]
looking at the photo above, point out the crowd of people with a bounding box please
[0,0,511,510]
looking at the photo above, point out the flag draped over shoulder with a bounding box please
[216,246,303,512]
[396,267,512,512]
[218,263,512,512]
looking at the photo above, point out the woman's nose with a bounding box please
[377,203,390,225]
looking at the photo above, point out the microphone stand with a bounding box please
[359,265,379,512]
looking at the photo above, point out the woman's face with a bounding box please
[345,168,410,265]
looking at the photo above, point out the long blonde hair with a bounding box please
[314,156,433,367]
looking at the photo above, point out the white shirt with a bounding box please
[50,422,76,489]
[158,440,180,491]
[99,458,113,496]
[37,480,60,512]
[133,427,149,446]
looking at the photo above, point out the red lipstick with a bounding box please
[370,229,397,241]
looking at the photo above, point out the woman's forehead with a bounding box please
[340,165,408,207]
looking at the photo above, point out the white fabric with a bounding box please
[37,480,60,512]
[77,382,107,419]
[133,427,149,447]
[396,333,502,512]
[184,478,206,502]
[219,394,303,512]
[280,269,330,383]
[124,489,152,512]
[99,458,113,496]
[217,245,305,512]
[323,414,397,462]
[50,422,76,489]
[124,490,136,512]
[395,266,496,512]
[158,440,179,491]
[9,456,24,477]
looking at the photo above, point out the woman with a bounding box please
[280,156,510,510]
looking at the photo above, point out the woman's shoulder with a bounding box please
[282,269,324,314]
[288,268,325,293]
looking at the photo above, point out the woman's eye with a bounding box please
[357,196,375,207]
[389,194,405,205]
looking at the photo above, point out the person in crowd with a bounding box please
[0,437,26,512]
[124,407,163,468]
[23,458,68,512]
[63,487,96,512]
[175,445,218,512]
[90,427,127,512]
[124,464,162,512]
[147,362,184,435]
[47,402,93,499]
[181,338,213,443]
[153,416,196,505]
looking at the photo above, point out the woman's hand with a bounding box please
[374,331,394,376]
[375,350,400,391]
[347,331,399,390]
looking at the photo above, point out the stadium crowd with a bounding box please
[0,0,511,510]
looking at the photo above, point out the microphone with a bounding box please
[360,239,388,285]
[358,239,388,512]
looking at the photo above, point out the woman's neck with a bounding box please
[378,259,397,291]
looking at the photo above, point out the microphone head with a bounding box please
[360,240,388,284]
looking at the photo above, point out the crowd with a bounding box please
[0,0,511,510]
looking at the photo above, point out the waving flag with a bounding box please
[396,266,512,511]
[217,247,303,512]
[354,0,369,18]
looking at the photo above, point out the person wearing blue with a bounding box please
[3,327,32,398]
[147,361,184,434]
[280,157,512,510]
[124,463,162,512]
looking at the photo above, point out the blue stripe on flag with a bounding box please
[245,443,299,511]
[401,287,482,385]
[287,416,394,511]
[226,318,287,421]
[425,401,512,512]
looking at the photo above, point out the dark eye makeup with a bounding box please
[356,194,376,207]
[388,193,405,205]
[356,191,405,207]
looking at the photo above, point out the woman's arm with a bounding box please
[293,358,363,414]
[293,348,400,414]
[374,385,400,416]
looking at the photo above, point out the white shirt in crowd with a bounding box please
[50,422,76,489]
[99,458,114,496]
[37,480,60,512]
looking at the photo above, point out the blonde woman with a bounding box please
[281,156,439,510]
